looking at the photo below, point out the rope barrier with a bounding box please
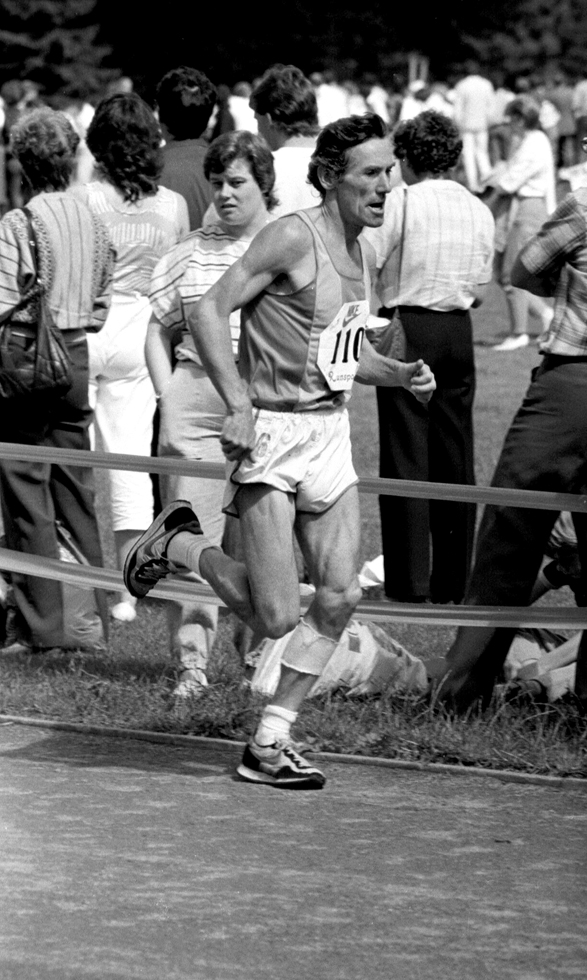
[0,442,584,632]
[1,441,587,512]
[0,548,586,630]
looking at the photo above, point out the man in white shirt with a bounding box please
[250,64,322,216]
[364,110,494,604]
[453,61,495,193]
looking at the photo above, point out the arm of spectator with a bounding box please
[176,193,190,240]
[496,141,540,196]
[471,282,491,307]
[511,194,585,296]
[145,315,174,397]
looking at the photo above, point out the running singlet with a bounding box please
[238,210,371,412]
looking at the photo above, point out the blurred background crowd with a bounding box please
[2,61,587,214]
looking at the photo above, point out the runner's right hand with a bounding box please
[220,406,256,461]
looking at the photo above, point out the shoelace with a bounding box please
[136,558,172,582]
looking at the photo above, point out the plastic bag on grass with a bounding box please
[250,620,427,698]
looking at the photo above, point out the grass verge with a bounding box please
[0,607,585,779]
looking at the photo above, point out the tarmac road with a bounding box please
[0,722,585,980]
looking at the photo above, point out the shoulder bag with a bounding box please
[0,207,72,400]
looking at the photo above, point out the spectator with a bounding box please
[156,66,218,231]
[398,80,429,123]
[209,84,236,140]
[228,82,258,132]
[438,148,587,711]
[364,110,494,603]
[548,72,576,168]
[146,131,276,697]
[310,70,348,127]
[485,95,556,351]
[75,93,188,622]
[488,71,515,164]
[250,63,322,216]
[0,107,113,649]
[572,70,587,161]
[453,60,494,194]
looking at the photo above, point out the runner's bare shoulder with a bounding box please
[245,212,314,277]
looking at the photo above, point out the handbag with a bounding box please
[370,187,408,361]
[0,208,72,399]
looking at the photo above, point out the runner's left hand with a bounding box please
[400,359,436,403]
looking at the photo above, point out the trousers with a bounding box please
[445,356,587,706]
[0,330,106,647]
[376,307,476,603]
[88,293,155,532]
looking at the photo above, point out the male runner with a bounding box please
[124,114,436,789]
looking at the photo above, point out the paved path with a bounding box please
[0,723,585,980]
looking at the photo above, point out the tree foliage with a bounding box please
[0,0,115,96]
[462,0,587,78]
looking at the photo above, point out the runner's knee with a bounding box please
[256,601,299,640]
[314,577,362,630]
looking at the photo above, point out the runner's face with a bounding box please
[334,138,395,229]
[209,158,266,232]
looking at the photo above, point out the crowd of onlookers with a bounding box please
[0,57,585,709]
[2,61,587,215]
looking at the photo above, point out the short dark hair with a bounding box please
[308,113,388,196]
[392,110,462,175]
[87,93,163,203]
[204,131,277,211]
[156,66,217,139]
[505,95,541,130]
[250,64,318,137]
[10,107,79,192]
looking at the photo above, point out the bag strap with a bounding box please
[395,186,408,298]
[0,208,42,327]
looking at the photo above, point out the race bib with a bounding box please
[317,300,370,391]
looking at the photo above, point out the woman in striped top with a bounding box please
[146,131,275,698]
[0,108,114,650]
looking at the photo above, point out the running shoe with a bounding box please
[124,500,203,599]
[237,738,326,789]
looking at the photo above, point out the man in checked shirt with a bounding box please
[438,141,587,711]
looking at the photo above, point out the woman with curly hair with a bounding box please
[364,110,495,604]
[75,93,189,622]
[0,107,114,649]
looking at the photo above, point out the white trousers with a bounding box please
[88,294,155,532]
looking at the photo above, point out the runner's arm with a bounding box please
[356,337,436,403]
[191,219,312,460]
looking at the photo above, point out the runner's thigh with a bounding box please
[237,483,301,628]
[296,485,361,591]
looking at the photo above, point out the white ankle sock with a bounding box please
[166,531,216,576]
[255,705,298,746]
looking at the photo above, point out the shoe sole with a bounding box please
[236,762,325,790]
[123,500,193,599]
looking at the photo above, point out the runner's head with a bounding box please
[308,113,394,229]
[250,64,318,148]
[205,130,277,232]
[156,66,217,140]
